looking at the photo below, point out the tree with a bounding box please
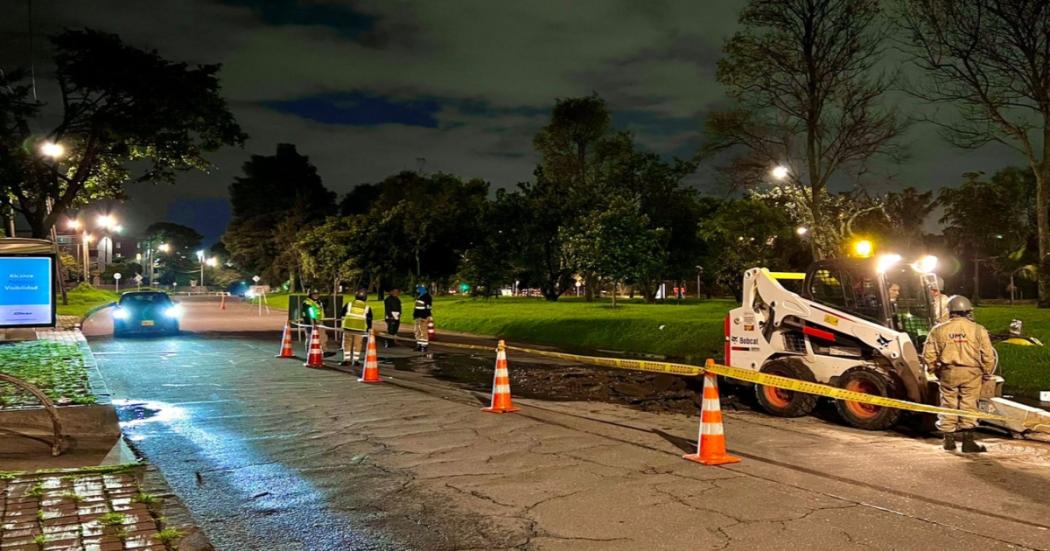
[144,222,203,286]
[563,196,665,306]
[500,175,577,301]
[699,196,812,299]
[703,0,903,258]
[752,184,884,256]
[938,167,1035,300]
[532,95,621,300]
[456,201,515,297]
[296,217,365,292]
[533,94,612,197]
[899,0,1050,306]
[880,187,937,252]
[223,144,336,285]
[0,30,244,237]
[339,183,382,216]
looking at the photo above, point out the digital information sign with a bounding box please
[0,255,56,328]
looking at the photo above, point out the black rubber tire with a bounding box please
[754,358,819,417]
[834,366,903,431]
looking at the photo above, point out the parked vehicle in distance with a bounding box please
[112,291,182,337]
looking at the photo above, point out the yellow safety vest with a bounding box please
[342,299,368,332]
[303,298,321,321]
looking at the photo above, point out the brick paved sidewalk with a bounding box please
[0,467,186,551]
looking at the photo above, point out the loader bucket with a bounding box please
[980,398,1050,443]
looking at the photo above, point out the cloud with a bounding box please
[1,0,1030,245]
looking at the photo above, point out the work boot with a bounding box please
[942,432,957,451]
[961,431,986,453]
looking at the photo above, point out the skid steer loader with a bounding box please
[726,254,1050,439]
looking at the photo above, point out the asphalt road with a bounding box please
[84,297,1050,550]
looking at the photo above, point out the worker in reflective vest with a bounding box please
[413,285,433,352]
[341,289,372,366]
[302,291,327,351]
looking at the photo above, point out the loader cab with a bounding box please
[801,258,936,345]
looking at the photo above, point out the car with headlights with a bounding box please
[112,291,182,336]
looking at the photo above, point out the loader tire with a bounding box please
[834,366,903,431]
[754,358,818,418]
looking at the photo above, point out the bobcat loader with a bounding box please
[726,254,1050,440]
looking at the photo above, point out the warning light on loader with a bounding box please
[876,254,902,274]
[851,239,874,258]
[912,255,938,274]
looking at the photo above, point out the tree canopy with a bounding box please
[704,0,902,258]
[222,144,336,285]
[0,29,244,238]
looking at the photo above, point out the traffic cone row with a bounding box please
[358,329,381,383]
[482,340,518,413]
[276,324,740,467]
[304,327,325,368]
[683,362,740,466]
[275,322,295,358]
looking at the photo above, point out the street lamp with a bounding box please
[66,219,81,230]
[771,165,790,180]
[82,233,93,281]
[197,250,206,287]
[40,141,65,159]
[796,226,808,236]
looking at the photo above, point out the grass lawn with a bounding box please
[376,296,732,361]
[56,284,118,319]
[0,340,96,407]
[975,305,1050,395]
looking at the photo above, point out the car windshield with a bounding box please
[119,293,171,307]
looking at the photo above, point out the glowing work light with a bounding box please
[852,239,874,258]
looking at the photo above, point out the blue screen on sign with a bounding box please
[0,256,54,327]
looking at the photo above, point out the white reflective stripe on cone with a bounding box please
[702,399,722,411]
[494,384,512,394]
[701,423,725,436]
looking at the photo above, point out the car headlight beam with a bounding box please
[113,308,130,320]
[164,305,183,318]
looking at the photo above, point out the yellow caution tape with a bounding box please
[500,345,1006,422]
[377,333,1007,422]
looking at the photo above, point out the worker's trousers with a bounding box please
[936,366,984,432]
[342,330,367,362]
[414,318,429,347]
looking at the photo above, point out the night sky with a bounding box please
[0,0,1023,244]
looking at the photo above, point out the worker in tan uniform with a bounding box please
[930,276,950,324]
[921,296,995,453]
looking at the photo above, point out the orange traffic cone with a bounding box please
[358,329,381,383]
[275,322,295,358]
[683,364,740,466]
[427,317,436,341]
[304,327,325,368]
[482,340,519,413]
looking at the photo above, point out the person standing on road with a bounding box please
[303,291,327,351]
[383,288,402,348]
[341,289,372,366]
[930,277,950,324]
[921,295,995,453]
[413,285,433,352]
